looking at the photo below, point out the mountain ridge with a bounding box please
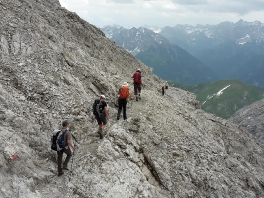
[103,21,264,87]
[102,25,217,84]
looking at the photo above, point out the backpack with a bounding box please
[119,86,129,99]
[133,72,141,84]
[93,99,103,117]
[51,130,67,151]
[165,85,168,89]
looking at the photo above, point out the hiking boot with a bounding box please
[63,167,69,170]
[98,131,103,139]
[58,172,64,177]
[117,116,120,120]
[136,97,138,101]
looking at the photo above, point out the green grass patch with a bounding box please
[146,116,151,122]
[171,80,264,119]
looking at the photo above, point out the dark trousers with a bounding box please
[57,147,72,174]
[117,98,127,120]
[134,83,141,96]
[162,87,165,95]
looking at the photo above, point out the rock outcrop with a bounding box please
[229,98,264,145]
[1,0,264,197]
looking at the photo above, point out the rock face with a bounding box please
[229,98,264,145]
[0,0,264,198]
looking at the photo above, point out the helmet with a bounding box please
[100,95,106,99]
[137,68,141,72]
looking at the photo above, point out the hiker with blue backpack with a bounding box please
[56,120,76,176]
[93,95,109,139]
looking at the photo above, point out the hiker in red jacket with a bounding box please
[131,68,143,101]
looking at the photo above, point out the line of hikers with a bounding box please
[92,68,143,139]
[53,69,143,176]
[53,68,168,176]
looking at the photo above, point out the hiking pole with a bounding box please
[70,150,75,172]
[70,145,79,174]
[68,150,75,182]
[71,133,79,145]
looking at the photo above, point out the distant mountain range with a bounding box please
[159,20,264,87]
[171,80,264,119]
[101,20,264,87]
[102,26,216,84]
[159,20,264,55]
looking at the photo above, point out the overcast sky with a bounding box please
[59,0,264,28]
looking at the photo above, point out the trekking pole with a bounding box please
[71,133,79,145]
[70,144,79,175]
[66,151,75,184]
[70,150,75,172]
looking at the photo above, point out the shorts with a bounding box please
[134,83,141,95]
[95,115,107,125]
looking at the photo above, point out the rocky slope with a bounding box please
[1,0,264,197]
[229,98,264,145]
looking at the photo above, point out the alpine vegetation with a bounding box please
[0,0,264,197]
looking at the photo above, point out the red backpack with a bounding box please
[119,86,129,99]
[133,72,141,83]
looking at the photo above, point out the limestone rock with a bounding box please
[229,98,264,144]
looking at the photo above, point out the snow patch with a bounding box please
[237,34,251,45]
[202,85,231,105]
[146,27,162,33]
[216,85,230,96]
[239,42,247,45]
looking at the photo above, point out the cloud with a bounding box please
[214,0,264,15]
[59,0,69,9]
[142,2,153,9]
[58,0,264,27]
[162,2,178,10]
[108,0,134,3]
[171,0,208,5]
[168,0,264,16]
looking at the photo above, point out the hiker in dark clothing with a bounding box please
[131,68,143,101]
[57,120,76,176]
[93,95,109,139]
[162,81,168,95]
[117,82,131,120]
